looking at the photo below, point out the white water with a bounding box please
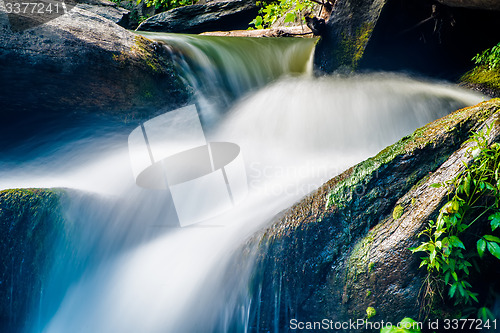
[0,35,486,333]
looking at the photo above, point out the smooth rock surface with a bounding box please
[136,0,258,33]
[0,7,191,143]
[76,0,130,26]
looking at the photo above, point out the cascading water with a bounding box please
[0,33,486,333]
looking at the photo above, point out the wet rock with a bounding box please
[460,68,500,98]
[136,0,258,34]
[0,8,191,127]
[243,99,500,331]
[0,189,67,333]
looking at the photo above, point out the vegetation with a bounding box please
[380,318,422,333]
[461,42,500,93]
[366,306,377,319]
[137,0,195,11]
[472,42,500,71]
[411,124,500,314]
[248,0,329,29]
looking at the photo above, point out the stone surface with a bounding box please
[0,7,191,124]
[461,68,500,98]
[0,189,67,333]
[136,0,258,33]
[76,0,130,26]
[237,99,500,331]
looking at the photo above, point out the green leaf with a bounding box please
[477,238,487,258]
[488,212,500,231]
[487,241,500,259]
[283,12,295,23]
[430,183,442,188]
[478,307,495,322]
[444,271,450,285]
[483,235,500,243]
[451,271,458,281]
[464,174,471,195]
[380,325,395,333]
[398,317,422,333]
[449,236,466,249]
[449,283,457,298]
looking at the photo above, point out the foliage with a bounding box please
[411,124,500,308]
[249,0,314,29]
[472,42,500,71]
[138,15,150,24]
[137,0,194,11]
[366,306,376,320]
[380,317,422,333]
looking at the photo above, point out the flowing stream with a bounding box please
[0,33,486,333]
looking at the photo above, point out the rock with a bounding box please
[314,0,500,80]
[136,0,258,34]
[234,99,500,331]
[0,8,191,128]
[436,0,500,11]
[0,189,67,333]
[460,68,500,98]
[200,26,313,37]
[75,0,130,26]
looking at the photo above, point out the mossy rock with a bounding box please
[234,99,500,331]
[0,8,191,120]
[460,67,500,98]
[0,189,67,332]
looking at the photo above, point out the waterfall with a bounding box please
[137,32,318,123]
[0,34,485,333]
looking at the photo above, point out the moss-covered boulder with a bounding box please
[0,189,67,333]
[460,67,500,98]
[240,99,500,331]
[0,8,191,120]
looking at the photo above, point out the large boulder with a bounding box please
[230,99,500,331]
[0,8,191,136]
[136,0,258,33]
[314,0,500,80]
[75,0,130,26]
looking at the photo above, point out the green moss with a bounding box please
[366,290,372,297]
[337,22,375,70]
[0,188,67,330]
[326,100,498,210]
[346,230,375,283]
[461,67,500,92]
[366,306,376,319]
[112,36,169,75]
[393,204,404,220]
